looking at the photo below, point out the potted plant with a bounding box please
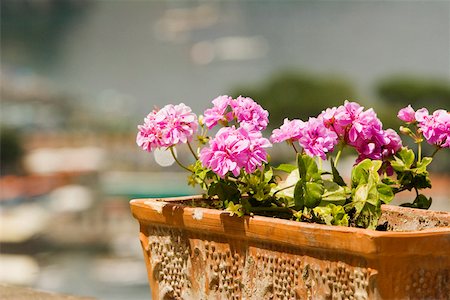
[131,96,450,299]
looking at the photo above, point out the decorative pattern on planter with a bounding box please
[147,227,192,299]
[131,199,450,300]
[403,268,449,300]
[144,225,376,300]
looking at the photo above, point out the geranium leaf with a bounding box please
[293,180,304,209]
[304,181,324,208]
[297,153,319,182]
[377,183,394,204]
[275,164,297,173]
[330,158,346,186]
[415,157,432,173]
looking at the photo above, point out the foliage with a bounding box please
[0,127,24,175]
[377,75,450,111]
[137,96,448,230]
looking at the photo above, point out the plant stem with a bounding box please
[417,141,422,164]
[431,147,441,158]
[291,141,299,154]
[187,141,198,160]
[318,158,323,171]
[272,184,296,197]
[334,144,344,167]
[226,176,246,185]
[170,147,193,173]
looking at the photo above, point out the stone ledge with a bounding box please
[0,284,95,300]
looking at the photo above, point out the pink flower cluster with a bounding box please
[200,126,271,178]
[270,101,402,161]
[270,118,304,143]
[270,118,338,160]
[398,105,450,148]
[136,103,198,152]
[203,95,269,131]
[320,101,402,161]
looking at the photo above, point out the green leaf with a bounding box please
[398,148,415,168]
[208,181,240,202]
[353,184,369,214]
[320,180,349,205]
[377,183,394,204]
[297,153,319,182]
[391,147,415,171]
[274,164,297,173]
[293,180,304,209]
[304,181,324,208]
[264,168,274,183]
[351,159,382,187]
[331,158,346,186]
[226,202,244,217]
[415,157,432,173]
[413,173,432,189]
[354,204,381,229]
[401,194,432,209]
[313,204,349,226]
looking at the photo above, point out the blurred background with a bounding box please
[1,1,449,299]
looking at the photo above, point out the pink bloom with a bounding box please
[200,126,271,178]
[381,129,403,158]
[270,118,305,143]
[397,105,416,123]
[415,108,429,123]
[136,103,198,152]
[348,108,383,144]
[298,117,338,160]
[319,101,402,163]
[354,129,402,163]
[230,96,269,131]
[418,109,450,148]
[319,101,363,138]
[136,110,163,152]
[203,95,233,129]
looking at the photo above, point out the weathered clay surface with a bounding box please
[131,197,450,300]
[378,204,450,231]
[144,225,377,300]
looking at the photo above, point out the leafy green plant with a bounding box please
[136,96,448,229]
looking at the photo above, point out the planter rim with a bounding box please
[130,195,450,258]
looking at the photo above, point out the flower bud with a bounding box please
[198,115,204,126]
[400,126,413,136]
[397,105,416,123]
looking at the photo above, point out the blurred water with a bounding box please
[34,251,151,300]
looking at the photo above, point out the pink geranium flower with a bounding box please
[136,103,198,152]
[320,101,402,163]
[382,129,403,158]
[203,95,233,129]
[298,117,338,160]
[231,96,269,131]
[270,118,305,143]
[418,109,450,148]
[348,108,383,144]
[136,110,163,152]
[397,105,416,123]
[200,126,271,178]
[319,101,363,138]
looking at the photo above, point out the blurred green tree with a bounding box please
[231,71,358,128]
[0,127,24,175]
[377,76,450,111]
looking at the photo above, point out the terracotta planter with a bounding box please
[130,196,450,300]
